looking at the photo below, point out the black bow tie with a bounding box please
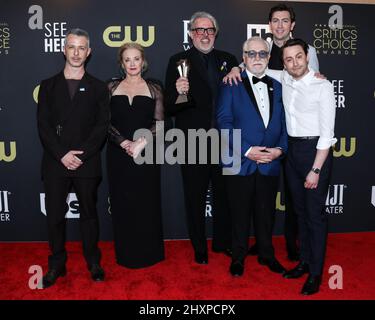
[253,76,268,85]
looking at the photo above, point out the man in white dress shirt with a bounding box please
[268,38,336,295]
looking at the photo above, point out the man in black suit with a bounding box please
[37,28,109,288]
[164,12,238,264]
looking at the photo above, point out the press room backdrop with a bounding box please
[1,0,374,241]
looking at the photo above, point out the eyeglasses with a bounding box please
[191,27,216,35]
[244,50,269,59]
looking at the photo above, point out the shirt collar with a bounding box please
[284,68,314,86]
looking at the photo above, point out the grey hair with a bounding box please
[65,28,90,48]
[188,11,219,34]
[243,36,270,52]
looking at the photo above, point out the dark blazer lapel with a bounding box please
[265,75,274,120]
[241,72,262,119]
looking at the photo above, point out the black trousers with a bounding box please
[225,170,279,262]
[285,139,332,275]
[282,164,299,254]
[43,176,102,270]
[180,163,231,254]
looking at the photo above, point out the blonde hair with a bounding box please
[117,42,148,74]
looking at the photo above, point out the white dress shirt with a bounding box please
[266,68,337,150]
[244,70,270,157]
[245,70,270,128]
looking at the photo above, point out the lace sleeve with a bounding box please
[107,78,126,146]
[147,80,165,136]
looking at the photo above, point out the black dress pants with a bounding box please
[225,170,279,262]
[285,139,332,275]
[282,164,300,254]
[180,162,231,255]
[44,176,102,270]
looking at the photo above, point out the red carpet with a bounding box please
[0,232,374,300]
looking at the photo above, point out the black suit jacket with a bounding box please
[165,46,238,131]
[37,71,110,178]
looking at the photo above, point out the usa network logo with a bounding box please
[40,193,79,218]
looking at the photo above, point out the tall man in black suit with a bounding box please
[165,12,238,264]
[37,28,109,288]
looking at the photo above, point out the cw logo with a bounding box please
[103,26,155,47]
[333,137,356,157]
[0,141,16,162]
[276,191,285,211]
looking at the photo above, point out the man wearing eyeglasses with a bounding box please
[165,11,238,265]
[224,4,320,263]
[216,37,288,277]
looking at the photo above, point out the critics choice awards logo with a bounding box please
[313,24,358,56]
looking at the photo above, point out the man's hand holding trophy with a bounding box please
[175,59,190,104]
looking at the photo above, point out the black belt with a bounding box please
[288,136,319,141]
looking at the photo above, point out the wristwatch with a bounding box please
[311,167,321,174]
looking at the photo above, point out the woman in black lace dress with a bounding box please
[107,43,164,268]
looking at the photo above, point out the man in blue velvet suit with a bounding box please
[216,37,288,277]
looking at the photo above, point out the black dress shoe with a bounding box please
[248,244,258,256]
[258,257,286,274]
[283,261,309,279]
[194,252,208,264]
[301,274,321,295]
[89,264,105,282]
[229,260,244,277]
[42,267,67,289]
[212,247,232,257]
